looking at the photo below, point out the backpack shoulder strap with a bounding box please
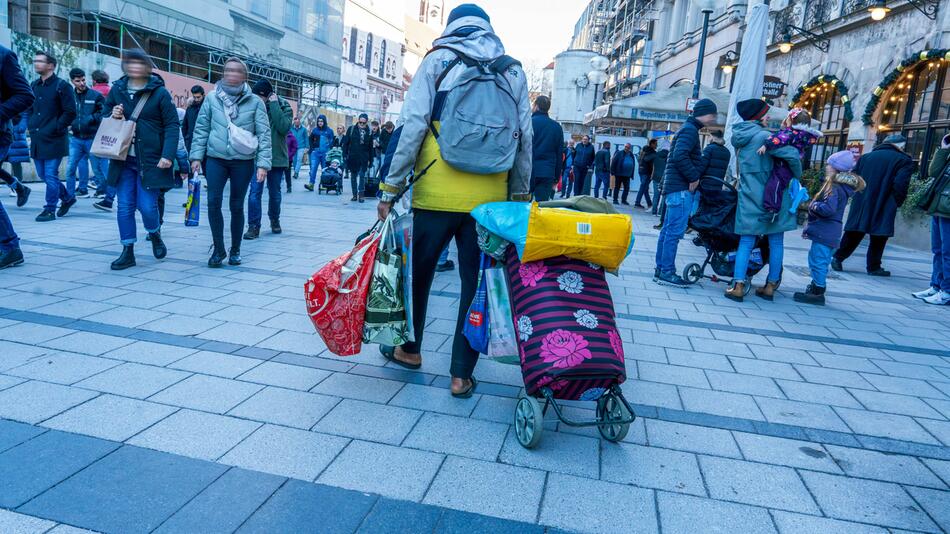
[489,55,521,74]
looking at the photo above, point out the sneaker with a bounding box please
[435,259,455,272]
[652,223,662,230]
[656,272,689,288]
[831,258,843,272]
[15,185,30,207]
[35,209,55,222]
[93,191,104,199]
[88,183,97,191]
[75,190,91,199]
[912,287,939,299]
[0,248,24,269]
[653,268,660,282]
[243,226,260,240]
[304,183,314,192]
[56,198,77,217]
[923,290,950,305]
[867,268,891,277]
[270,219,282,234]
[93,200,113,211]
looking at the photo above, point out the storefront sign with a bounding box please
[762,76,787,99]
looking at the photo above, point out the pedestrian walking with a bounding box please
[28,51,77,222]
[304,114,333,191]
[611,143,636,205]
[831,134,914,277]
[376,120,394,181]
[529,95,564,202]
[103,48,180,271]
[572,134,595,196]
[332,124,346,148]
[725,99,802,301]
[90,70,110,97]
[794,151,865,305]
[285,130,297,193]
[652,138,669,220]
[912,136,950,305]
[290,115,308,180]
[376,3,532,397]
[189,57,271,267]
[654,98,717,287]
[0,44,36,269]
[181,85,204,154]
[634,139,657,209]
[593,141,611,200]
[559,140,575,198]
[245,79,292,240]
[343,113,373,202]
[65,68,106,199]
[1,114,31,207]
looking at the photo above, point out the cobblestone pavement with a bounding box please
[0,182,949,534]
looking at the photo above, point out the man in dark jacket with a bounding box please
[611,143,636,205]
[65,68,105,199]
[181,85,204,153]
[245,79,292,239]
[832,134,915,276]
[572,134,595,196]
[344,113,374,202]
[651,139,670,218]
[654,98,718,286]
[530,95,564,201]
[593,141,611,199]
[0,44,35,269]
[635,139,657,208]
[28,52,77,222]
[699,129,730,190]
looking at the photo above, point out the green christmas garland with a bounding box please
[791,74,853,122]
[862,48,950,126]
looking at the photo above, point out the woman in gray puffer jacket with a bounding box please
[189,57,271,267]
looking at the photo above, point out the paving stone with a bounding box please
[679,387,765,420]
[848,388,945,419]
[128,409,260,461]
[0,322,75,344]
[313,398,422,445]
[310,372,406,403]
[601,442,705,495]
[19,445,227,534]
[0,419,45,454]
[835,407,940,444]
[236,361,331,390]
[748,345,814,366]
[0,340,49,371]
[389,383,481,417]
[644,418,741,458]
[423,456,545,523]
[620,379,683,410]
[904,486,950,533]
[632,330,693,350]
[237,479,377,533]
[875,360,948,381]
[197,322,279,347]
[227,387,340,429]
[809,353,884,373]
[638,361,710,389]
[795,365,873,389]
[0,509,56,534]
[775,379,863,409]
[101,340,197,366]
[755,397,851,432]
[770,511,888,534]
[40,331,135,356]
[800,471,938,532]
[731,432,841,473]
[46,524,99,533]
[699,455,819,514]
[730,357,802,381]
[220,424,348,481]
[74,362,190,399]
[402,412,509,461]
[43,394,177,442]
[823,445,945,488]
[0,381,99,424]
[149,374,262,414]
[705,369,784,398]
[357,498,443,534]
[498,428,599,478]
[657,492,777,534]
[539,473,658,534]
[143,315,224,336]
[470,394,519,424]
[6,352,120,385]
[861,373,947,400]
[168,350,262,378]
[0,430,119,508]
[665,349,734,371]
[318,440,443,500]
[83,307,169,328]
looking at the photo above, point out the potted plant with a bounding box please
[796,167,824,226]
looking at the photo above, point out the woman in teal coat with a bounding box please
[726,100,803,301]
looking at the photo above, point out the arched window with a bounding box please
[794,82,849,167]
[878,59,950,169]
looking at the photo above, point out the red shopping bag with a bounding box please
[305,229,380,356]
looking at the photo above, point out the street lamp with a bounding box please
[778,25,830,53]
[868,0,939,20]
[692,0,717,99]
[868,1,890,20]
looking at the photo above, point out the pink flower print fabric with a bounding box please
[540,329,593,369]
[608,328,624,359]
[518,261,547,287]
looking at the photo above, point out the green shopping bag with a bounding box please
[363,213,410,346]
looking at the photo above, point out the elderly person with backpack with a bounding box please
[189,57,271,268]
[376,3,532,398]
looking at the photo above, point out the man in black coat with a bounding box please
[635,138,658,208]
[28,52,77,221]
[0,44,35,269]
[343,113,373,202]
[572,134,595,196]
[833,134,915,276]
[593,141,611,199]
[529,95,564,201]
[611,143,637,205]
[651,140,670,218]
[65,68,105,199]
[699,129,730,190]
[181,85,204,153]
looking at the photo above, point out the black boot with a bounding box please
[0,248,24,269]
[793,283,826,306]
[149,232,167,259]
[228,247,242,266]
[15,184,30,208]
[270,218,282,234]
[208,246,227,268]
[111,245,136,271]
[243,226,260,240]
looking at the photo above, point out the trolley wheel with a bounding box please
[683,263,703,284]
[596,392,630,442]
[514,394,544,449]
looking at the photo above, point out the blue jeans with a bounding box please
[248,168,284,227]
[438,245,450,265]
[309,151,327,184]
[293,150,305,176]
[33,158,69,210]
[115,157,160,245]
[654,190,694,275]
[808,242,835,288]
[0,199,17,252]
[593,171,610,199]
[734,233,784,283]
[66,137,101,195]
[931,216,950,291]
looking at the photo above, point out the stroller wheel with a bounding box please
[514,394,544,449]
[596,391,630,442]
[683,263,703,284]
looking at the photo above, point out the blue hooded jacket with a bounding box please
[308,114,334,155]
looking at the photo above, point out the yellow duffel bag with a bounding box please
[521,202,633,271]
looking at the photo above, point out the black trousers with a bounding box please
[572,166,590,196]
[284,166,292,190]
[532,181,555,202]
[635,174,653,207]
[157,188,171,226]
[402,209,480,380]
[834,231,890,272]
[205,157,254,252]
[613,176,631,203]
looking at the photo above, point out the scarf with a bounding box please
[216,81,245,120]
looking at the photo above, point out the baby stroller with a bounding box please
[318,147,344,195]
[682,177,769,292]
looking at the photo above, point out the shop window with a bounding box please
[876,59,950,170]
[794,81,849,167]
[284,0,301,31]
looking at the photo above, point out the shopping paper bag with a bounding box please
[184,173,201,226]
[364,213,409,346]
[463,254,491,354]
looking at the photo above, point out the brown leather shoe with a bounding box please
[755,280,781,301]
[725,281,745,302]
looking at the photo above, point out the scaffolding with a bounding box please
[599,0,657,101]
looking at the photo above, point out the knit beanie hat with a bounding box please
[827,150,856,172]
[447,4,490,25]
[691,98,717,118]
[359,112,369,121]
[252,79,274,98]
[883,133,907,145]
[736,99,770,121]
